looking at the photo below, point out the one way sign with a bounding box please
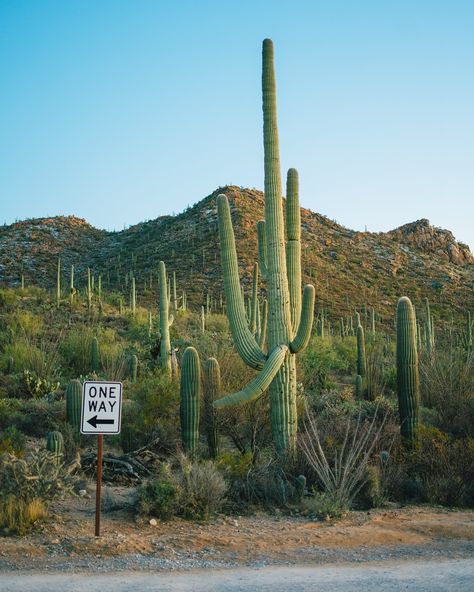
[81,381,123,435]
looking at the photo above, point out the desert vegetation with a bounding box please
[0,39,473,541]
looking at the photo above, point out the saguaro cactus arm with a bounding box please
[214,345,288,408]
[286,168,302,334]
[217,194,267,370]
[289,285,315,353]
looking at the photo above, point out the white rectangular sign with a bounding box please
[80,381,123,435]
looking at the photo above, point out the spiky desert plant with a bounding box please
[91,337,100,373]
[172,271,178,314]
[46,431,63,464]
[203,358,220,458]
[396,296,420,447]
[56,257,61,308]
[200,306,206,333]
[180,347,201,454]
[129,354,138,383]
[214,40,315,454]
[66,379,82,434]
[158,261,173,375]
[256,299,268,348]
[21,274,25,290]
[371,307,376,335]
[148,311,153,338]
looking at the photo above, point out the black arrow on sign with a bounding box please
[87,416,115,429]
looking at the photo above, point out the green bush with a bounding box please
[0,426,26,455]
[0,398,64,436]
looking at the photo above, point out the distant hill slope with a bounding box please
[1,187,473,326]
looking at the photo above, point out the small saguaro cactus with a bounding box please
[70,264,75,306]
[87,268,92,311]
[56,257,61,308]
[159,261,174,375]
[356,320,367,383]
[46,431,64,463]
[396,296,420,447]
[355,374,363,398]
[214,39,315,455]
[203,357,220,458]
[424,297,435,355]
[200,305,206,333]
[129,354,138,383]
[66,379,82,434]
[172,271,178,314]
[131,277,136,316]
[91,337,100,373]
[180,347,201,454]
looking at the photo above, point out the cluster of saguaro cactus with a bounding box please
[396,296,420,447]
[158,260,174,375]
[214,39,315,454]
[66,379,82,435]
[203,357,220,458]
[180,346,201,454]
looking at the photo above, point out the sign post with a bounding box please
[81,381,122,537]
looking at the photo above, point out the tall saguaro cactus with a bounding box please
[180,346,201,454]
[158,261,173,375]
[396,296,420,447]
[214,39,315,454]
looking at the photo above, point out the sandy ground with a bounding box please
[2,559,474,592]
[0,490,473,574]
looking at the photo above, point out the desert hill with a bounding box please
[1,187,473,326]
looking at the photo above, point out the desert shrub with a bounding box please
[120,372,180,453]
[387,426,474,507]
[0,497,48,535]
[60,326,120,377]
[420,347,474,437]
[175,454,227,519]
[136,457,227,520]
[219,451,304,510]
[0,288,18,308]
[136,464,180,519]
[301,491,348,520]
[0,450,77,534]
[3,311,44,338]
[301,337,354,395]
[0,398,64,436]
[0,426,26,456]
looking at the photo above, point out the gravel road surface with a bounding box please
[2,558,474,592]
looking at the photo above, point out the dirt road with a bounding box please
[2,559,474,591]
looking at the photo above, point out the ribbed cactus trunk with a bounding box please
[46,430,64,464]
[214,39,315,455]
[70,265,75,306]
[396,297,420,447]
[91,337,100,373]
[131,277,136,316]
[159,261,172,375]
[129,354,138,383]
[66,379,82,435]
[172,271,178,314]
[180,347,201,454]
[204,358,220,458]
[87,268,92,311]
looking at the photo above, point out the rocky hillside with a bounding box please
[1,187,473,327]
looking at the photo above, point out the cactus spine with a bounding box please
[91,337,100,373]
[46,430,64,463]
[204,357,220,458]
[214,40,315,454]
[159,261,172,375]
[180,347,201,454]
[396,296,420,447]
[66,379,82,434]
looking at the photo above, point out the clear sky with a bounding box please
[1,1,473,249]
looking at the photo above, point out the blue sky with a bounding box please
[1,1,473,249]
